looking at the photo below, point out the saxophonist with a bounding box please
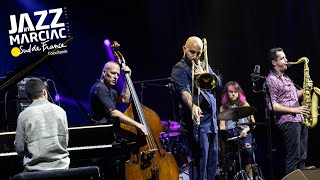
[265,47,313,177]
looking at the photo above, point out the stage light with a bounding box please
[55,93,61,102]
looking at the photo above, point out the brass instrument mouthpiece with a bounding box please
[286,62,294,67]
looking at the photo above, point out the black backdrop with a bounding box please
[1,0,320,179]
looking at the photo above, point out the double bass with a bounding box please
[111,42,179,180]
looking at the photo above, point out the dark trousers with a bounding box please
[183,130,218,180]
[278,122,308,175]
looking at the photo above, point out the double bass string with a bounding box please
[112,42,179,179]
[124,72,158,151]
[114,50,157,151]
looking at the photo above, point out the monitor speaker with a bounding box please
[282,169,320,180]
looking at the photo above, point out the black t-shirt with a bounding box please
[89,80,118,121]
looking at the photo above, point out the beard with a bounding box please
[276,63,288,72]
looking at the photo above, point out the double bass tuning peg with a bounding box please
[111,41,120,50]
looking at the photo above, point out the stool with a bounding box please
[12,166,100,180]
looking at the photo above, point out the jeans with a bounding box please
[182,130,218,180]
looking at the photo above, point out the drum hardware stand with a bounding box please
[217,120,228,180]
[233,121,250,180]
[232,119,265,180]
[247,117,264,180]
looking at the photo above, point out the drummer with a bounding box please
[219,81,255,179]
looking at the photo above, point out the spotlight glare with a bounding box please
[55,94,61,102]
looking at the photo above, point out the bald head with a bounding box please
[183,36,203,62]
[103,61,119,71]
[101,61,120,87]
[185,36,203,48]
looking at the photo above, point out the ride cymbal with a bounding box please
[218,106,257,121]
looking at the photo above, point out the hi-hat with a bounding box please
[218,106,257,120]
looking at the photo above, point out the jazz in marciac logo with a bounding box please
[8,7,70,57]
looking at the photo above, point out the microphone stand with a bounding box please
[263,80,275,180]
[133,78,173,132]
[252,76,275,180]
[139,82,145,104]
[133,77,170,84]
[168,83,177,122]
[133,77,170,104]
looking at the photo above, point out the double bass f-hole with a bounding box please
[111,41,179,180]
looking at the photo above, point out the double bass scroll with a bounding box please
[111,41,179,180]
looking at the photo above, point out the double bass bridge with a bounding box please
[140,149,157,170]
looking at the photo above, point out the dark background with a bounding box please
[1,0,320,179]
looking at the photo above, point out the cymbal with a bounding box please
[218,106,257,121]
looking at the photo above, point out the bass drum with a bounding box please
[159,132,189,172]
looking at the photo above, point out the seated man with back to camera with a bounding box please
[14,78,70,172]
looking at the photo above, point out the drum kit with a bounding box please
[218,106,264,180]
[159,106,264,180]
[159,120,189,172]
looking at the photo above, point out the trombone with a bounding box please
[191,38,218,125]
[196,38,218,90]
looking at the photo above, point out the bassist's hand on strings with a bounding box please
[136,123,148,135]
[122,65,132,76]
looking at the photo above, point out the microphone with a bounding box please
[251,65,260,82]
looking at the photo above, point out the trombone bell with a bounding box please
[195,38,218,90]
[196,73,218,90]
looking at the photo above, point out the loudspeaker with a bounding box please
[282,169,320,180]
[179,170,189,180]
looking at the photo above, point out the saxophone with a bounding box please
[288,57,320,128]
